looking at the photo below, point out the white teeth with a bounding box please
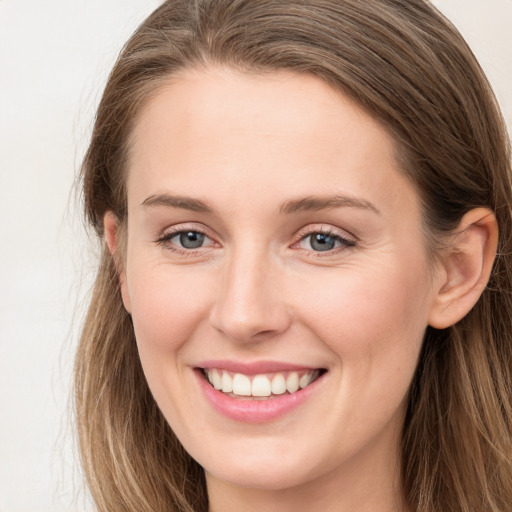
[210,369,222,390]
[221,372,233,393]
[232,373,252,396]
[286,372,300,393]
[300,372,315,389]
[206,369,320,397]
[251,375,272,397]
[271,374,287,395]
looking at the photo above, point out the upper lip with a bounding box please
[195,359,325,375]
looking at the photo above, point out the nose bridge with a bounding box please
[209,241,290,342]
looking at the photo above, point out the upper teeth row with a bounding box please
[205,369,319,397]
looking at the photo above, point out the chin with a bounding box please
[194,436,329,492]
[205,458,319,492]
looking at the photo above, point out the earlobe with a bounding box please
[103,211,132,313]
[428,208,498,329]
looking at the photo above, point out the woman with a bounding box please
[75,1,512,510]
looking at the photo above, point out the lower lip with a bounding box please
[195,370,325,423]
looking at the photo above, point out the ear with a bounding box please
[428,208,498,329]
[103,211,131,313]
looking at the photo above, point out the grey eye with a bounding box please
[309,233,337,251]
[178,231,206,249]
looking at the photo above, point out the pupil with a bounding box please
[180,231,205,249]
[311,233,335,251]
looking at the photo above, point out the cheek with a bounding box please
[124,263,216,423]
[297,258,430,382]
[306,262,427,330]
[126,262,213,357]
[301,264,430,440]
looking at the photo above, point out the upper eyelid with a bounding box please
[155,223,218,249]
[159,222,214,237]
[294,224,356,242]
[156,229,217,256]
[155,223,356,247]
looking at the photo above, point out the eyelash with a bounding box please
[293,225,357,255]
[155,225,217,256]
[155,225,357,257]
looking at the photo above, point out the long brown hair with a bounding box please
[75,1,512,510]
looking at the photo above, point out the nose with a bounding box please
[209,248,292,343]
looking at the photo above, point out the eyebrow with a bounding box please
[140,192,379,215]
[141,194,214,213]
[280,194,380,215]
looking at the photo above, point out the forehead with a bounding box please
[126,66,416,217]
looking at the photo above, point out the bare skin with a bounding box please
[104,66,497,512]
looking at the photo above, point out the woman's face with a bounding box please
[116,67,442,494]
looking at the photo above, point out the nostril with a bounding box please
[209,303,294,343]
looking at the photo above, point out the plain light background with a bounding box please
[0,1,510,511]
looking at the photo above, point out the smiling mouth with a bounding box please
[200,368,327,400]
